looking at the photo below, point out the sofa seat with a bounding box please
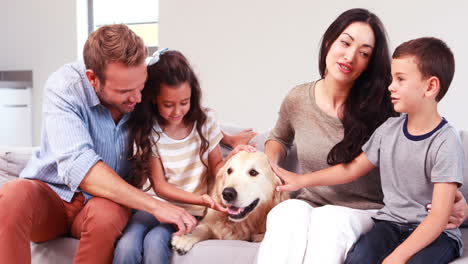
[31,239,259,264]
[27,233,468,264]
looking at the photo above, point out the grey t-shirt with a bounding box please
[363,115,464,253]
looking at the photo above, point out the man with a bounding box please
[0,24,196,264]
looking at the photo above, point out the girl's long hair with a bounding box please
[318,8,398,165]
[127,50,209,189]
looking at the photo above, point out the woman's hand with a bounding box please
[201,194,228,213]
[269,161,303,192]
[427,190,468,229]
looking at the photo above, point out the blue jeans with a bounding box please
[113,210,175,264]
[345,220,459,264]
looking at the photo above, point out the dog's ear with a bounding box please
[269,166,283,186]
[212,156,233,202]
[267,162,289,204]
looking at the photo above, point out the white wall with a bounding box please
[0,0,78,144]
[160,0,468,132]
[1,0,466,146]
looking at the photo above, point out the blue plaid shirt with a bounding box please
[20,61,131,202]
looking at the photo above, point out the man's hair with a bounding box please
[393,37,455,102]
[83,24,147,85]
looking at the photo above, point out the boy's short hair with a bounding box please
[83,24,147,85]
[392,37,454,102]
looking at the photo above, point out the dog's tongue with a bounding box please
[228,206,243,215]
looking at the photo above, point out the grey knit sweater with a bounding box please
[267,81,384,210]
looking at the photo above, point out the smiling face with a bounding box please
[388,56,428,114]
[155,81,192,126]
[217,151,280,222]
[89,61,147,117]
[324,22,375,86]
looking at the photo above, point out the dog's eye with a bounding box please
[227,168,233,174]
[249,169,259,177]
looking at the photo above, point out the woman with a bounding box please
[257,8,467,264]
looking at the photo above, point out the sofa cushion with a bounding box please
[458,131,468,227]
[0,146,36,177]
[172,240,259,264]
[28,230,468,264]
[460,130,468,192]
[31,238,78,264]
[0,146,37,187]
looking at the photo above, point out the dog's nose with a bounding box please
[222,187,237,202]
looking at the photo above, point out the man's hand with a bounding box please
[152,201,197,236]
[427,190,467,229]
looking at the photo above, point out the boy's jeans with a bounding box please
[113,210,175,264]
[345,220,459,264]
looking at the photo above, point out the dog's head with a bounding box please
[215,151,282,222]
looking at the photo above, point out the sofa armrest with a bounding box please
[0,146,37,179]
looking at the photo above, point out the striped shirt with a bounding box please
[20,61,131,202]
[151,109,223,216]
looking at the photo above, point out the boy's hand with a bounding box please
[269,161,302,192]
[201,194,228,213]
[426,190,467,229]
[382,254,406,264]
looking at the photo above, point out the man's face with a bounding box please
[88,61,147,117]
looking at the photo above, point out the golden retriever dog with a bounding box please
[171,151,288,254]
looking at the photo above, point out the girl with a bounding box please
[113,50,250,264]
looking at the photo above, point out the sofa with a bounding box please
[1,125,468,264]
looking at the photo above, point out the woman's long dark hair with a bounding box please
[127,50,209,189]
[318,8,397,165]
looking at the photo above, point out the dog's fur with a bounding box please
[171,151,288,254]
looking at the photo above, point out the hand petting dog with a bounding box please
[269,161,304,192]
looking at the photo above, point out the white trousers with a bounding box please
[256,199,377,264]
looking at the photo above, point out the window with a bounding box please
[88,0,159,54]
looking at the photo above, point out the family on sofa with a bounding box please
[0,8,466,264]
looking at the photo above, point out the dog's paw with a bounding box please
[171,234,199,255]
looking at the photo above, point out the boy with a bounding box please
[272,37,464,263]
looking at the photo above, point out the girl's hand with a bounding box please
[269,161,303,192]
[201,194,228,213]
[232,144,256,154]
[225,144,257,161]
[225,129,258,149]
[426,190,467,229]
